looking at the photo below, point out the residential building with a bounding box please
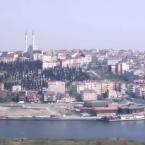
[75,81,102,95]
[48,81,66,94]
[81,90,98,102]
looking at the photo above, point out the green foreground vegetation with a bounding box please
[0,139,144,145]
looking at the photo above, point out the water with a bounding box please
[0,120,145,141]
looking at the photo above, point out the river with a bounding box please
[0,120,145,141]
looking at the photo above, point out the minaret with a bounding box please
[32,31,35,50]
[25,32,28,52]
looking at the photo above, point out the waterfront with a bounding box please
[0,120,145,141]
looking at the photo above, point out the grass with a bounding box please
[0,139,144,145]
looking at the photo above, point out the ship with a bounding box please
[100,114,145,122]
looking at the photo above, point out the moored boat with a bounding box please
[100,114,145,122]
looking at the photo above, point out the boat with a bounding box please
[100,114,145,122]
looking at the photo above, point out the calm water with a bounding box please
[0,120,145,141]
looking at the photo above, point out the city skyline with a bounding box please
[0,0,145,50]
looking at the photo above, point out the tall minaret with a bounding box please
[25,32,28,52]
[32,31,35,50]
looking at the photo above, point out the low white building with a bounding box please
[12,85,22,92]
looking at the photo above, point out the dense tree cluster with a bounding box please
[43,67,89,82]
[0,61,89,90]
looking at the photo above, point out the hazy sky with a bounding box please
[0,0,145,51]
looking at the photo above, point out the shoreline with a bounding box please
[0,139,144,145]
[0,116,99,121]
[0,116,145,122]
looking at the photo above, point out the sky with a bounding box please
[0,0,145,51]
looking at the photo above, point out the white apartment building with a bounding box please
[48,81,66,94]
[61,55,92,68]
[0,52,18,63]
[81,90,98,101]
[76,81,102,95]
[42,54,58,69]
[74,80,117,98]
[135,87,145,98]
